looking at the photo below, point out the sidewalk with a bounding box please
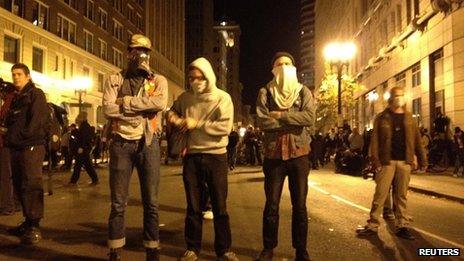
[409,171,464,203]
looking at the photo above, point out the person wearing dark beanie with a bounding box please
[271,52,296,67]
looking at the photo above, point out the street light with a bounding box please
[71,76,92,114]
[323,41,356,121]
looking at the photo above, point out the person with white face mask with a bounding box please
[357,86,427,240]
[167,57,238,261]
[255,52,315,261]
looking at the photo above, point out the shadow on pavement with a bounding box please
[355,233,397,260]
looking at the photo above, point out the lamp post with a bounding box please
[71,77,92,114]
[323,42,356,125]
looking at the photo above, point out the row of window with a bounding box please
[3,34,112,92]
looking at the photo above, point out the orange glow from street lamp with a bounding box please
[324,41,357,62]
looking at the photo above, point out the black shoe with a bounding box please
[89,181,100,186]
[21,226,41,245]
[108,248,122,261]
[396,227,415,240]
[146,248,160,261]
[382,212,395,221]
[356,226,378,236]
[295,249,311,261]
[7,221,29,237]
[255,249,273,261]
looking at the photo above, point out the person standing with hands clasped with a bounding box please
[356,86,427,240]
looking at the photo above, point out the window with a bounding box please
[32,46,44,73]
[83,66,90,76]
[4,0,25,17]
[99,8,107,30]
[127,4,134,22]
[62,0,77,10]
[97,73,104,92]
[70,60,74,77]
[412,98,422,126]
[99,39,107,60]
[85,0,94,21]
[136,13,143,30]
[396,4,402,33]
[84,30,94,53]
[432,49,444,77]
[112,19,123,41]
[3,35,19,64]
[435,90,445,115]
[54,54,59,71]
[412,62,421,87]
[113,0,122,12]
[32,1,49,30]
[395,72,406,88]
[127,30,133,43]
[57,15,76,44]
[113,48,123,68]
[62,57,67,79]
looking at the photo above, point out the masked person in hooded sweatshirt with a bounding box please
[356,87,427,240]
[103,34,168,261]
[255,52,315,261]
[167,57,238,261]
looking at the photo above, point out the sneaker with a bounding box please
[295,249,311,261]
[217,251,239,261]
[89,181,100,186]
[180,250,198,261]
[396,227,415,240]
[382,212,395,221]
[202,210,214,220]
[108,248,122,261]
[7,221,29,237]
[356,226,378,236]
[21,226,42,245]
[146,248,160,261]
[255,249,273,261]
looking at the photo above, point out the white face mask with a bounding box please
[272,65,298,85]
[190,80,207,94]
[392,96,405,108]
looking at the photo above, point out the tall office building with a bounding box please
[185,0,214,66]
[300,0,316,89]
[315,0,464,130]
[0,0,184,126]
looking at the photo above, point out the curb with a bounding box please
[408,185,464,204]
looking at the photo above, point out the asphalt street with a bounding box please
[0,164,463,261]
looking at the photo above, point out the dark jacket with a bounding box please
[256,85,315,160]
[369,109,427,168]
[76,121,95,152]
[5,82,48,149]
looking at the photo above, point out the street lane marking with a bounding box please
[309,182,464,249]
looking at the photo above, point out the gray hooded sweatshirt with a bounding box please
[171,57,234,154]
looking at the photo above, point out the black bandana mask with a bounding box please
[127,49,151,77]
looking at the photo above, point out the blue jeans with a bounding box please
[108,136,160,249]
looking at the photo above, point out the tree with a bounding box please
[315,65,364,133]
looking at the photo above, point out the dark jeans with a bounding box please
[227,146,237,168]
[262,156,309,251]
[70,151,98,183]
[0,147,16,212]
[108,137,160,249]
[183,153,231,256]
[10,145,45,224]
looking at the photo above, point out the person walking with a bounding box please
[167,57,238,261]
[103,34,168,261]
[356,86,427,240]
[4,63,49,244]
[255,52,315,261]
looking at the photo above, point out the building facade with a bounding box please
[213,21,243,123]
[0,0,184,127]
[315,0,464,131]
[185,0,214,66]
[300,0,316,89]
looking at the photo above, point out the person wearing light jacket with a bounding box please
[167,57,238,261]
[255,52,315,261]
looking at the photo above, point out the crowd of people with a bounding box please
[0,32,461,261]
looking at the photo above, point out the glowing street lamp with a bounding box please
[323,41,356,118]
[71,76,93,114]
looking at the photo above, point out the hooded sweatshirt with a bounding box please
[171,57,233,154]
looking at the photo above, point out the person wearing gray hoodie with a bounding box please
[167,57,238,261]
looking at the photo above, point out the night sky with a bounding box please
[213,0,300,108]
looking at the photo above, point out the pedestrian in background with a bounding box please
[453,126,464,177]
[167,57,238,261]
[255,52,315,261]
[103,34,167,261]
[4,63,49,244]
[356,86,427,240]
[227,129,240,170]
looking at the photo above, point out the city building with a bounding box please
[315,0,464,131]
[213,21,243,123]
[0,0,184,127]
[300,0,316,89]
